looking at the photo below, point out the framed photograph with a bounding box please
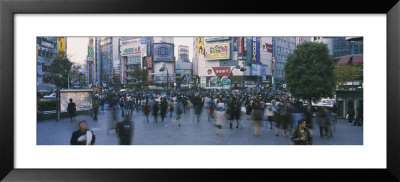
[1,0,399,181]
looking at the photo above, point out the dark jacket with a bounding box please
[117,120,133,145]
[70,129,96,145]
[291,128,312,145]
[67,102,76,113]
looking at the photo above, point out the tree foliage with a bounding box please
[284,42,336,101]
[48,56,73,88]
[127,67,148,84]
[334,63,363,85]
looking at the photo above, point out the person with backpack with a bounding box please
[67,98,77,122]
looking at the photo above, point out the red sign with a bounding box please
[263,43,273,53]
[146,57,153,69]
[212,67,231,76]
[238,37,243,55]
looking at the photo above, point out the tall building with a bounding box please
[37,37,58,85]
[151,37,175,89]
[272,37,297,80]
[178,45,189,61]
[120,37,148,85]
[96,37,120,89]
[312,37,363,58]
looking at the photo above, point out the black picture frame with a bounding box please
[1,0,399,181]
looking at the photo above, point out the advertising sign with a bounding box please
[233,37,238,51]
[121,46,141,56]
[153,43,174,62]
[212,67,231,76]
[57,37,65,55]
[238,37,243,54]
[244,37,247,52]
[121,38,141,46]
[251,64,267,76]
[252,37,260,62]
[205,42,230,60]
[60,90,93,112]
[146,56,153,69]
[196,37,205,56]
[87,46,94,58]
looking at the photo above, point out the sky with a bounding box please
[67,37,194,65]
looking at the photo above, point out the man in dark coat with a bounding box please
[117,115,133,145]
[67,98,77,122]
[160,97,168,122]
[70,120,96,145]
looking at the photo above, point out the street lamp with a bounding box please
[159,65,169,93]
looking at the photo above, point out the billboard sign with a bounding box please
[196,37,205,56]
[153,43,174,62]
[57,37,65,56]
[212,67,231,76]
[60,90,93,112]
[252,37,260,62]
[238,37,243,54]
[251,64,267,76]
[205,42,230,60]
[233,37,238,51]
[146,56,153,69]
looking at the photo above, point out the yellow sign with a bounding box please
[204,43,230,60]
[57,37,66,56]
[196,37,204,56]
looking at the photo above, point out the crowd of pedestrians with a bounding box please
[68,89,360,146]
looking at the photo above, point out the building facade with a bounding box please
[272,37,297,82]
[37,37,58,85]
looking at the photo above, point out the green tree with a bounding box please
[48,56,73,89]
[284,42,336,109]
[334,63,363,87]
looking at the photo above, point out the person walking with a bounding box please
[160,97,168,122]
[214,99,225,135]
[233,97,242,128]
[207,96,215,122]
[93,97,99,121]
[67,98,77,122]
[347,106,355,124]
[265,102,275,129]
[120,97,125,117]
[153,100,159,122]
[117,115,134,145]
[143,101,150,122]
[70,120,96,145]
[193,94,203,122]
[176,98,184,126]
[168,98,174,118]
[291,119,313,145]
[251,100,264,136]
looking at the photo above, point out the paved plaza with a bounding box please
[37,105,363,145]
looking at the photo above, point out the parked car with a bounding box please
[43,93,56,99]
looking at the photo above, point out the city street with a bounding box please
[37,106,363,145]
